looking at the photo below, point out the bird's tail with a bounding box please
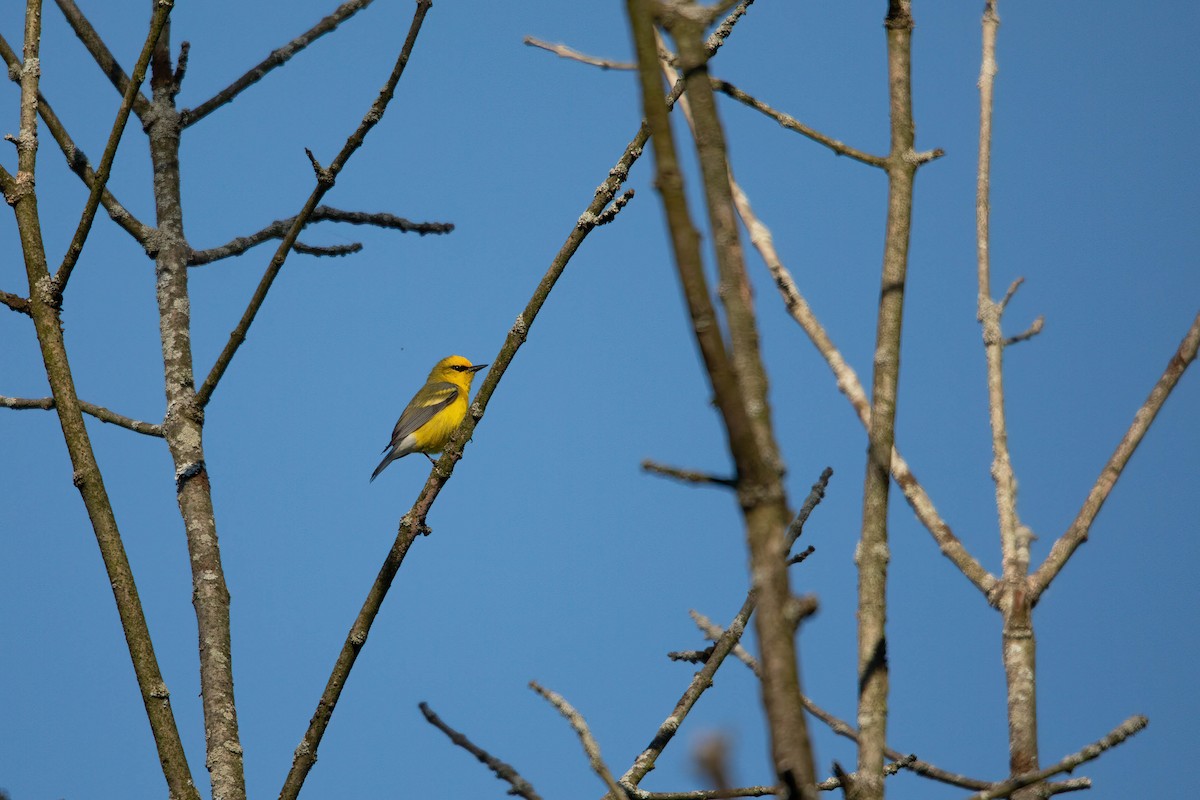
[370,451,395,482]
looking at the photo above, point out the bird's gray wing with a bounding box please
[386,381,459,449]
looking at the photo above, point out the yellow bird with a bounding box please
[370,355,488,481]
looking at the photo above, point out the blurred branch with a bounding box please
[641,458,736,487]
[53,0,173,293]
[1029,309,1200,603]
[636,5,816,795]
[1002,315,1044,346]
[523,35,635,70]
[188,206,453,266]
[196,4,430,409]
[711,79,887,167]
[1,395,163,437]
[419,702,543,800]
[53,0,151,115]
[850,5,934,792]
[0,34,156,248]
[530,682,625,800]
[965,716,1148,800]
[181,0,377,128]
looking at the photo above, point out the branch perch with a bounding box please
[1,395,163,436]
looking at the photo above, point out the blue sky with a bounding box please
[2,1,1197,799]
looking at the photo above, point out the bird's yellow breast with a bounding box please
[411,388,468,453]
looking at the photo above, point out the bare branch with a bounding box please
[1,395,163,437]
[964,716,1148,800]
[53,0,172,293]
[523,35,635,70]
[188,206,453,266]
[530,682,625,799]
[181,0,378,128]
[712,78,887,168]
[641,458,736,487]
[196,3,431,409]
[53,0,152,119]
[1030,310,1200,603]
[1002,315,1044,346]
[786,467,832,548]
[419,702,543,800]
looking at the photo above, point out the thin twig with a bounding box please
[196,4,429,409]
[53,0,173,292]
[1002,315,1043,346]
[595,188,636,225]
[53,0,152,119]
[188,206,452,266]
[530,683,625,800]
[641,459,736,487]
[181,0,377,128]
[523,36,635,70]
[1,395,163,437]
[712,78,887,168]
[786,467,832,548]
[964,716,1148,800]
[419,702,543,800]
[1029,309,1200,603]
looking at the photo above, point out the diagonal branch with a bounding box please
[523,35,636,70]
[1,395,163,436]
[188,206,453,266]
[0,34,155,247]
[712,78,887,167]
[52,0,173,293]
[180,0,377,128]
[195,3,427,408]
[419,702,543,800]
[530,683,625,800]
[1029,309,1200,603]
[53,0,152,119]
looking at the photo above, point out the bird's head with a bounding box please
[430,355,488,387]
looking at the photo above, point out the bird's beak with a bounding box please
[469,364,488,372]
